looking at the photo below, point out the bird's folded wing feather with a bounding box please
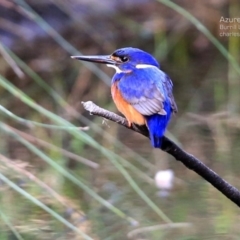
[164,75,178,113]
[118,67,177,116]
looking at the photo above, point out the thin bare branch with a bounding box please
[82,101,240,207]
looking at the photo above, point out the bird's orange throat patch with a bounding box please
[111,82,145,126]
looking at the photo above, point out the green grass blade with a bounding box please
[0,172,94,240]
[0,123,137,225]
[0,208,25,240]
[14,0,111,85]
[0,74,171,222]
[2,43,155,171]
[157,0,240,75]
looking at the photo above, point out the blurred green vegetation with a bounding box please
[0,0,240,239]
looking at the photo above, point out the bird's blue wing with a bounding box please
[164,75,178,113]
[118,67,176,116]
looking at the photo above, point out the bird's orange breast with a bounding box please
[111,83,145,126]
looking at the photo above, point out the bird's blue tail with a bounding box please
[145,103,172,148]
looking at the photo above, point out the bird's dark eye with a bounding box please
[120,56,129,62]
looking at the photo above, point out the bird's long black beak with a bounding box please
[71,55,116,65]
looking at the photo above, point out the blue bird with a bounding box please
[72,47,177,148]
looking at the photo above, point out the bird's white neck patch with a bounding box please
[136,64,157,69]
[106,64,122,73]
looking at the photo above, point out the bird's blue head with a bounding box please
[72,47,160,73]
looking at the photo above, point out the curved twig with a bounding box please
[82,101,240,207]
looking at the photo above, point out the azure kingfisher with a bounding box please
[72,47,177,148]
